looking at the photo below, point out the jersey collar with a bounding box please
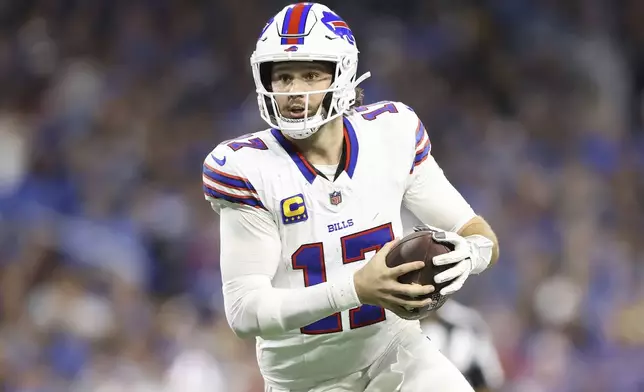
[271,116,359,184]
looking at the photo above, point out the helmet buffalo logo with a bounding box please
[259,17,274,39]
[320,11,355,46]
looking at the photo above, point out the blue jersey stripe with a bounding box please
[414,139,431,164]
[203,162,257,193]
[204,185,266,209]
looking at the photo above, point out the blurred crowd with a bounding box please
[0,0,643,391]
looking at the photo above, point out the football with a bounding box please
[385,230,454,309]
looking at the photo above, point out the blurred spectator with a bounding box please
[0,0,642,391]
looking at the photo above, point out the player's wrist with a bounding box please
[329,272,362,311]
[465,234,493,274]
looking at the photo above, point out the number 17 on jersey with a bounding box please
[291,223,394,334]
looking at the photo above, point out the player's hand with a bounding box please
[428,230,492,296]
[353,239,436,320]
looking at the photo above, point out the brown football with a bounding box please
[385,230,455,309]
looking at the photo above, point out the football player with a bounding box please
[202,3,500,391]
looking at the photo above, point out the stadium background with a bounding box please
[0,0,642,390]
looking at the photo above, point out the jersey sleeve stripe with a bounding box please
[410,138,431,173]
[202,173,257,196]
[415,120,426,148]
[203,182,266,209]
[203,162,258,193]
[414,139,431,164]
[202,175,256,197]
[202,159,265,209]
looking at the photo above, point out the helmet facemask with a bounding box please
[252,56,370,139]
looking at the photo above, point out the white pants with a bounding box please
[265,329,474,392]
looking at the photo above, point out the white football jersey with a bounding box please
[202,101,476,389]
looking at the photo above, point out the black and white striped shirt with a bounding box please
[421,301,505,390]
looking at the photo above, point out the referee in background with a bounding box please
[420,300,505,391]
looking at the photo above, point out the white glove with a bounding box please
[414,225,493,296]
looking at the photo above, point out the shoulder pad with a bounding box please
[202,140,267,212]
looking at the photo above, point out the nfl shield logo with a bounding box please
[329,190,342,206]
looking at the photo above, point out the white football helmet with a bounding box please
[250,2,371,139]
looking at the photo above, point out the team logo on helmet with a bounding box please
[320,11,355,46]
[259,17,274,39]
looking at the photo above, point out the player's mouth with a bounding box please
[287,106,307,119]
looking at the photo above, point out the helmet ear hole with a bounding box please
[259,62,273,91]
[264,96,276,118]
[321,92,333,115]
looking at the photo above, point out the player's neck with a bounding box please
[287,117,344,166]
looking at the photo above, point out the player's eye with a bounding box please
[274,74,292,83]
[304,72,319,80]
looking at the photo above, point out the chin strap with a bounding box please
[354,71,371,86]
